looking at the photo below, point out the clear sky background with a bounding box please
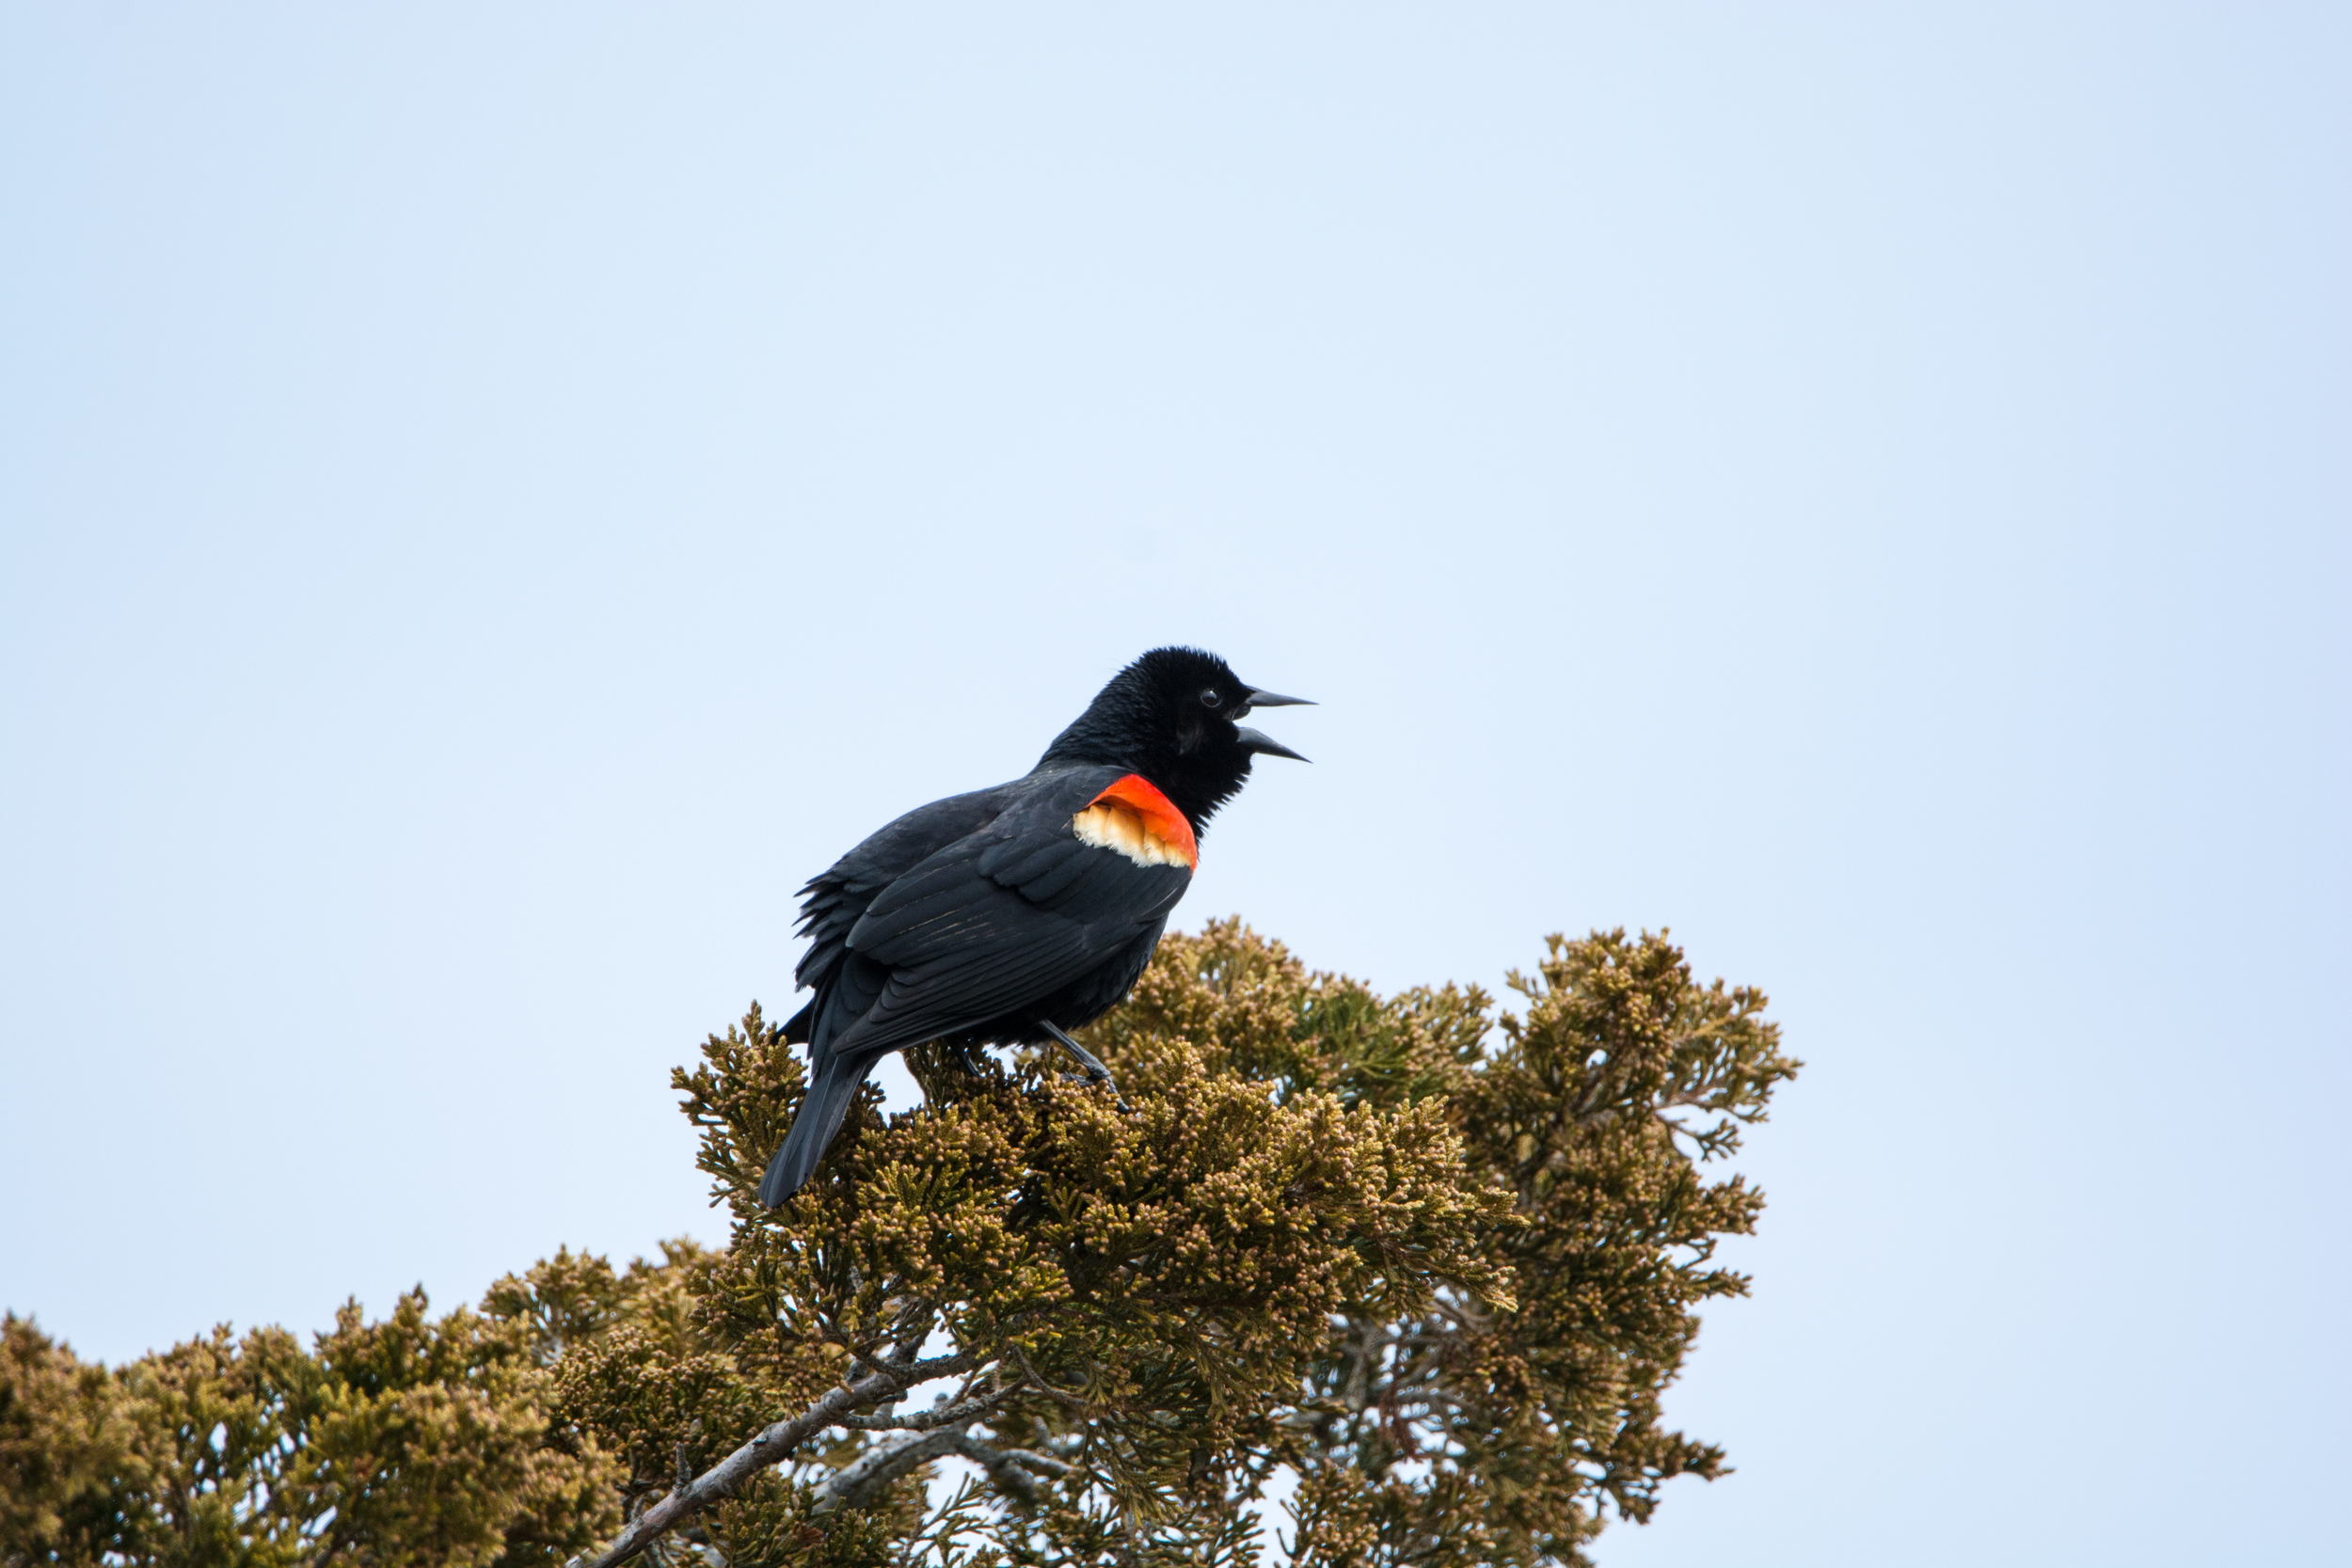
[2,6,2345,1564]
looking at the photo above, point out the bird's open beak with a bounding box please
[1244,689,1314,710]
[1233,724,1310,763]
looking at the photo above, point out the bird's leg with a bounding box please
[1037,1022,1133,1112]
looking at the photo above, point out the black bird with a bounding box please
[757,646,1311,1206]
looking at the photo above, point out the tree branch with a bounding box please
[833,1382,1018,1432]
[812,1427,971,1513]
[945,1435,1072,1503]
[1006,1343,1098,1414]
[564,1352,977,1568]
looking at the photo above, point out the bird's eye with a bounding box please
[1200,688,1223,708]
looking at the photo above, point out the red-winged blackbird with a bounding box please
[757,646,1311,1206]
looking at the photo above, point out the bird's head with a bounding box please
[1036,646,1312,832]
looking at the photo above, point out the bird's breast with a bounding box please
[1072,774,1198,870]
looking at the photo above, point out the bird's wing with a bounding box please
[787,782,1025,1040]
[825,768,1195,1058]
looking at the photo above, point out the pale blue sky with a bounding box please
[2,7,2345,1563]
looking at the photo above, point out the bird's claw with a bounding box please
[1057,1069,1134,1111]
[1038,1021,1136,1112]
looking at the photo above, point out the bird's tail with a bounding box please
[758,1051,876,1207]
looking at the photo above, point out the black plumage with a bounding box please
[757,646,1310,1206]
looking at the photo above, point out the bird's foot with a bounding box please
[1038,1022,1136,1113]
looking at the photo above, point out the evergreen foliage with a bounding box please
[2,923,1795,1567]
[1,1286,615,1566]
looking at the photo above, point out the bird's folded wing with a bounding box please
[829,798,1191,1057]
[791,782,1025,1001]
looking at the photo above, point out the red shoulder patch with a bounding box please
[1072,773,1199,871]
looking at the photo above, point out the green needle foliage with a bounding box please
[2,922,1794,1568]
[1,1288,616,1567]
